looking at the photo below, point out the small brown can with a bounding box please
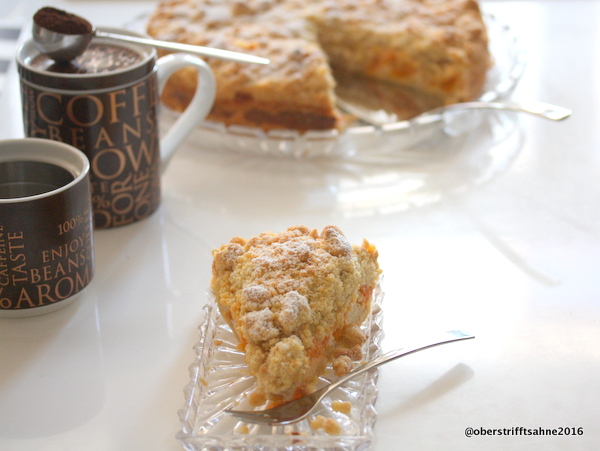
[16,27,215,229]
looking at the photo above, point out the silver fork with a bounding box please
[225,329,474,425]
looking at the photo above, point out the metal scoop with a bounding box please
[32,19,269,65]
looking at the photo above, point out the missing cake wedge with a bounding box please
[211,225,381,404]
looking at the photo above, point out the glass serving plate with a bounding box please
[153,13,525,159]
[177,282,385,451]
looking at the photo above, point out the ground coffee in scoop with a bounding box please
[33,6,93,35]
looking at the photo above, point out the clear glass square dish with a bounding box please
[177,283,385,451]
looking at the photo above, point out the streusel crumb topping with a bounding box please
[211,225,380,402]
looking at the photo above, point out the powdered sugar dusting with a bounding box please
[242,308,280,342]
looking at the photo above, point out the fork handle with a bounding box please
[323,330,475,396]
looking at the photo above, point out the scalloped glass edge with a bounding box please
[177,280,385,451]
[163,13,525,159]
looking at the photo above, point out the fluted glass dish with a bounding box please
[177,283,385,451]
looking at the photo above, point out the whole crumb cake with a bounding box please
[147,0,491,132]
[211,225,381,403]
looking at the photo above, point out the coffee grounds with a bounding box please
[33,7,93,35]
[30,43,143,74]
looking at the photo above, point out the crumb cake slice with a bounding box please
[211,225,381,403]
[146,0,491,132]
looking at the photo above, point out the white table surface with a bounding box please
[1,1,598,450]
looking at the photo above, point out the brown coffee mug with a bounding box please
[16,27,216,229]
[0,138,94,317]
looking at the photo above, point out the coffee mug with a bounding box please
[17,27,216,229]
[0,138,94,317]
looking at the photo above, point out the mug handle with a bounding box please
[155,53,216,172]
